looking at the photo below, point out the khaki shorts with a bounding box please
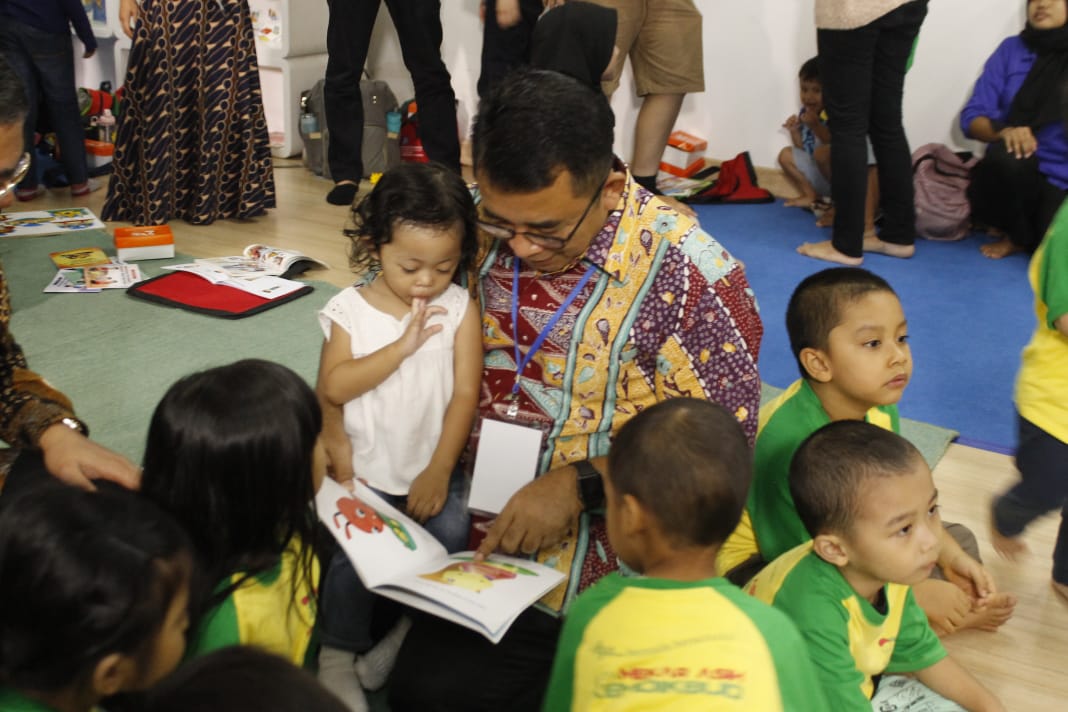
[592,0,705,96]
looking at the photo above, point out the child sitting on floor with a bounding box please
[0,481,192,712]
[717,267,1016,635]
[990,198,1068,604]
[543,398,828,711]
[748,422,1005,711]
[779,57,832,210]
[316,161,481,710]
[141,359,324,667]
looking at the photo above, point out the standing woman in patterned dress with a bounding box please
[103,0,276,225]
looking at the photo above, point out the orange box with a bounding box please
[114,225,175,261]
[659,130,707,177]
[84,139,114,169]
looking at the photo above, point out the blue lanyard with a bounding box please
[511,258,597,396]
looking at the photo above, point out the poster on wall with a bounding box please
[82,0,107,24]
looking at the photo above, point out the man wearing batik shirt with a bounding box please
[320,69,762,712]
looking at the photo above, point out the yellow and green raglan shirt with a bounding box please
[186,538,319,668]
[716,379,898,575]
[542,573,829,711]
[0,689,61,712]
[746,543,946,711]
[1016,201,1068,445]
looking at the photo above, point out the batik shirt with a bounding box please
[543,574,828,711]
[472,171,762,612]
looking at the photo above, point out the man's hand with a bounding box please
[38,423,140,490]
[474,463,582,560]
[83,48,96,59]
[407,466,450,523]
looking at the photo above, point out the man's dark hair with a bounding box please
[799,56,820,82]
[785,267,897,379]
[472,68,615,196]
[790,421,924,537]
[608,398,751,548]
[0,55,28,126]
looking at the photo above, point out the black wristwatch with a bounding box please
[574,459,605,510]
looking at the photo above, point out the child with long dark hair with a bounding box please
[141,359,324,667]
[316,161,481,709]
[0,481,192,712]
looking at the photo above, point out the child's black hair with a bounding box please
[141,359,321,626]
[786,267,898,379]
[790,421,925,537]
[608,398,751,548]
[343,162,478,277]
[0,481,191,693]
[140,646,350,712]
[799,56,820,82]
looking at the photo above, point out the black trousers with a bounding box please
[477,0,544,99]
[994,414,1068,584]
[388,607,561,711]
[324,0,460,181]
[968,142,1066,252]
[817,0,928,257]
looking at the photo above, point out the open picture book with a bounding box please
[316,477,564,644]
[195,244,329,280]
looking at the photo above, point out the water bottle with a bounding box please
[300,112,319,138]
[385,110,402,168]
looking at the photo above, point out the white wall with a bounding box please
[366,0,1025,168]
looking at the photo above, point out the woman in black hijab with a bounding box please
[962,0,1068,258]
[530,1,619,90]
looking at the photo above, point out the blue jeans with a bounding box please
[0,19,89,189]
[319,471,470,653]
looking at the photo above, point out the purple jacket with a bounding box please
[960,35,1068,189]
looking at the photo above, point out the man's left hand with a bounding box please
[38,423,141,490]
[474,464,582,560]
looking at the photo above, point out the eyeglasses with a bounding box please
[0,153,31,201]
[477,177,607,250]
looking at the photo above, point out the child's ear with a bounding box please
[620,493,648,536]
[91,653,136,697]
[812,533,849,567]
[799,346,832,383]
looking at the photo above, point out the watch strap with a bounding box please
[574,459,604,510]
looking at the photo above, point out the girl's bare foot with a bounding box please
[796,240,864,265]
[980,236,1023,259]
[1054,580,1068,603]
[785,194,817,209]
[863,234,916,258]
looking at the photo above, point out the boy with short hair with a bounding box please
[716,267,1015,634]
[747,422,1005,711]
[779,57,832,209]
[542,399,827,711]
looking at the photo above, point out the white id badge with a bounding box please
[468,418,543,515]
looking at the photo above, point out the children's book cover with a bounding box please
[44,269,102,293]
[83,263,143,289]
[49,247,110,269]
[0,208,105,238]
[316,477,564,643]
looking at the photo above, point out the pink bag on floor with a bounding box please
[912,143,978,241]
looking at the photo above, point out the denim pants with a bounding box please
[817,0,928,256]
[324,0,460,181]
[993,414,1068,585]
[0,19,89,189]
[318,470,470,653]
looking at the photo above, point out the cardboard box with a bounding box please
[84,139,114,170]
[114,225,175,261]
[659,130,707,178]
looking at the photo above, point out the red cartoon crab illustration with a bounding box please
[333,496,384,539]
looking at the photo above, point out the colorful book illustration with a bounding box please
[44,269,102,294]
[159,262,306,300]
[0,208,105,238]
[195,244,329,280]
[83,263,143,289]
[316,477,564,643]
[49,247,110,269]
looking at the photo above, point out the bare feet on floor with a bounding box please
[980,236,1023,259]
[784,194,817,209]
[960,592,1018,632]
[796,240,864,265]
[863,234,915,258]
[815,205,835,227]
[1053,580,1068,603]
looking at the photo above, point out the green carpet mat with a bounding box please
[2,230,340,461]
[1,231,957,470]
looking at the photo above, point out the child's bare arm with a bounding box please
[320,300,444,405]
[783,115,803,147]
[407,300,482,522]
[915,657,1005,712]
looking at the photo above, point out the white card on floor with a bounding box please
[469,419,542,515]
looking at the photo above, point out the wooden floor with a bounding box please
[24,160,1068,707]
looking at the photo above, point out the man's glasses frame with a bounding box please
[476,177,608,250]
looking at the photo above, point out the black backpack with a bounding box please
[301,73,399,179]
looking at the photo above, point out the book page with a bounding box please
[316,477,448,589]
